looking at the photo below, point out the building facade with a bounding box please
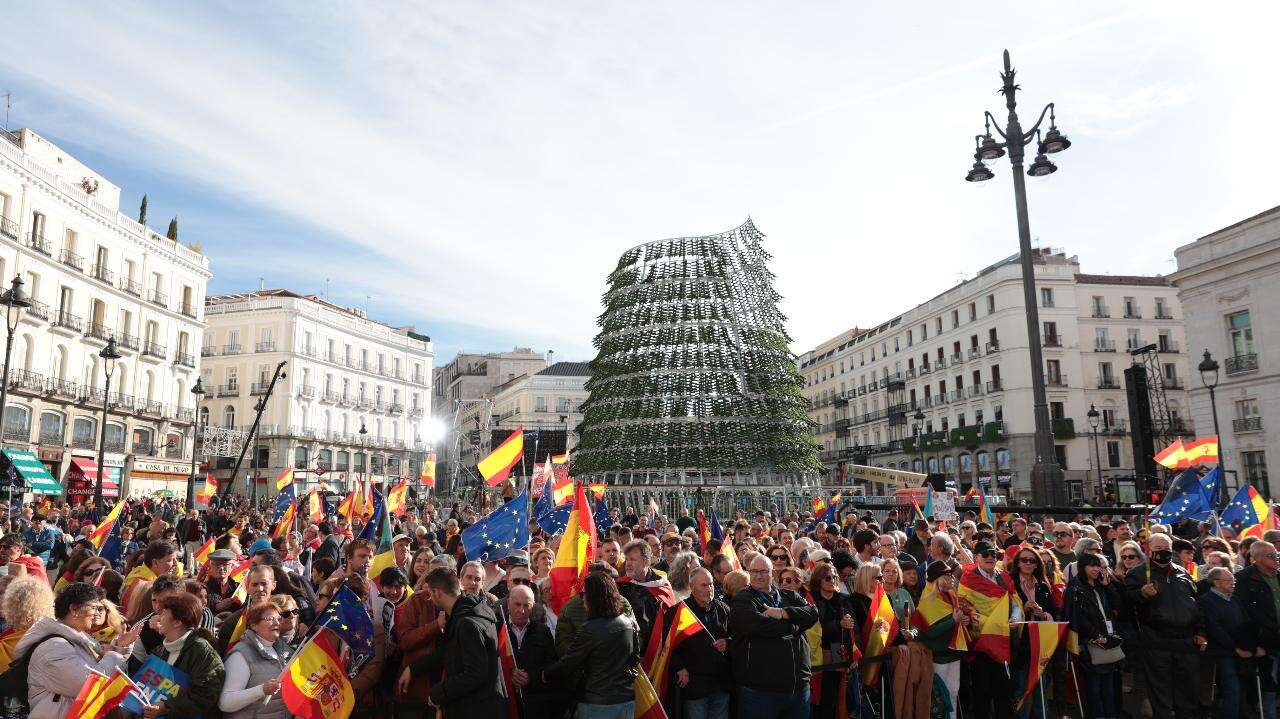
[1172,205,1280,497]
[800,249,1193,501]
[488,359,590,451]
[0,128,211,499]
[201,290,433,495]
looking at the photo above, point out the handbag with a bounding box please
[1086,587,1125,665]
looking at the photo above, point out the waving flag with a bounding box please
[706,506,725,541]
[87,500,126,550]
[420,452,436,489]
[274,467,295,492]
[66,668,142,719]
[550,468,574,506]
[546,482,596,612]
[811,496,828,516]
[478,427,524,486]
[534,484,571,535]
[1150,469,1214,523]
[1018,622,1068,709]
[1199,466,1223,508]
[195,474,218,505]
[229,558,256,603]
[315,586,375,676]
[593,499,612,536]
[1154,437,1188,470]
[386,478,408,516]
[273,483,297,522]
[357,490,384,543]
[462,490,530,562]
[307,489,325,524]
[697,510,712,551]
[281,628,354,719]
[193,535,217,566]
[911,579,969,653]
[369,490,398,581]
[337,489,358,519]
[957,564,1015,663]
[859,582,900,686]
[1184,436,1220,466]
[1223,485,1272,538]
[272,499,297,541]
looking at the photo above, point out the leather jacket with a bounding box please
[546,613,640,705]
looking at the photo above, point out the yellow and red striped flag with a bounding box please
[546,482,596,613]
[281,628,354,719]
[1183,436,1220,466]
[497,624,520,717]
[910,580,969,653]
[634,671,669,719]
[957,564,1015,663]
[66,668,140,719]
[478,427,524,486]
[193,535,217,566]
[550,467,573,506]
[550,451,568,465]
[274,467,295,492]
[87,500,126,551]
[195,474,218,505]
[1154,437,1188,470]
[420,452,436,488]
[1017,622,1068,708]
[386,479,408,516]
[229,558,255,603]
[307,489,325,524]
[272,500,297,541]
[588,483,606,500]
[811,496,828,515]
[859,582,900,686]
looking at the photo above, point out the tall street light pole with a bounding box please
[913,408,926,480]
[93,338,121,509]
[0,277,31,441]
[186,378,205,507]
[1087,403,1103,501]
[1198,350,1228,507]
[965,49,1073,505]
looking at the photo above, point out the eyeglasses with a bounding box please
[1120,555,1139,561]
[1054,531,1072,538]
[278,609,299,617]
[748,569,771,575]
[822,575,838,583]
[75,604,107,616]
[1018,558,1039,565]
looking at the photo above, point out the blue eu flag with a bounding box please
[707,506,725,541]
[356,490,384,543]
[463,490,530,561]
[1150,469,1214,523]
[594,499,612,536]
[316,585,375,676]
[535,486,571,535]
[272,483,296,522]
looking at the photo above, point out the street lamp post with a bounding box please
[1087,403,1103,501]
[1198,350,1228,506]
[185,378,205,507]
[0,277,31,444]
[913,408,926,479]
[93,338,122,509]
[359,421,368,490]
[965,49,1072,505]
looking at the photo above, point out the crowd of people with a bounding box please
[0,490,1272,719]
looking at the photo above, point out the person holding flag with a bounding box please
[807,561,859,719]
[957,540,1018,719]
[672,566,731,719]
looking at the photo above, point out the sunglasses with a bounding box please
[510,577,533,586]
[781,576,800,585]
[1018,557,1039,564]
[278,609,299,617]
[1054,531,1072,538]
[1120,555,1139,561]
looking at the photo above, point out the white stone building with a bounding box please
[1172,205,1280,497]
[799,249,1193,501]
[201,290,434,495]
[0,128,211,498]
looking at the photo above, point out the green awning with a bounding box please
[3,449,62,496]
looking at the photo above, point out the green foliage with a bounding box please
[166,216,178,241]
[138,194,148,224]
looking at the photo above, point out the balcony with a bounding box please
[373,401,388,414]
[1097,377,1120,389]
[180,303,197,319]
[1226,353,1258,375]
[297,385,316,399]
[905,368,916,380]
[223,344,243,355]
[117,332,140,352]
[1234,416,1263,433]
[322,390,341,404]
[218,383,241,397]
[1045,374,1067,387]
[950,353,964,365]
[36,430,63,446]
[1093,340,1116,352]
[148,288,168,308]
[982,421,1007,442]
[1091,307,1110,318]
[967,385,983,398]
[256,341,276,353]
[8,370,44,395]
[388,403,404,416]
[174,407,195,423]
[250,382,271,396]
[985,341,1000,354]
[935,357,947,369]
[119,278,142,297]
[143,341,166,360]
[85,322,112,342]
[0,217,16,239]
[1157,340,1180,353]
[948,390,964,403]
[174,351,195,368]
[919,365,932,376]
[1123,307,1142,319]
[299,345,317,358]
[1155,311,1174,320]
[968,348,982,360]
[325,350,340,363]
[409,407,425,420]
[1043,335,1061,348]
[1102,419,1128,435]
[60,248,83,271]
[1052,417,1076,439]
[139,401,163,417]
[103,440,126,454]
[90,264,114,285]
[70,434,95,450]
[48,379,79,399]
[986,379,1003,393]
[337,394,353,407]
[1163,377,1184,390]
[24,299,49,322]
[27,231,51,256]
[132,441,156,457]
[2,426,29,443]
[355,398,372,411]
[1170,418,1195,436]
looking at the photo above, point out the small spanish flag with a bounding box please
[337,489,357,518]
[386,479,408,516]
[275,467,295,492]
[420,452,436,488]
[272,500,297,541]
[87,500,126,551]
[478,427,524,486]
[229,558,255,603]
[195,474,219,505]
[1017,622,1067,708]
[66,668,140,719]
[307,489,325,524]
[194,535,217,565]
[1154,437,1188,470]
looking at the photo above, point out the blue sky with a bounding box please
[3,2,1278,362]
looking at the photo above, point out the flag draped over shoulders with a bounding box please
[957,565,1015,663]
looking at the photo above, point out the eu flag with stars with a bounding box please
[356,490,384,543]
[272,483,296,523]
[594,499,612,536]
[1199,467,1223,508]
[1150,469,1214,523]
[535,486,571,535]
[462,490,530,562]
[315,585,375,677]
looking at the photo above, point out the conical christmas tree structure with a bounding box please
[574,219,821,482]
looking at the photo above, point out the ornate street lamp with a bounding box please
[963,50,1072,505]
[93,337,122,509]
[913,408,926,478]
[0,276,31,445]
[185,378,206,507]
[1198,350,1228,507]
[1087,404,1102,501]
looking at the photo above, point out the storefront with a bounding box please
[2,448,63,500]
[35,447,63,480]
[64,456,121,502]
[128,458,192,498]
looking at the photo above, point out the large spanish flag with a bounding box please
[479,427,524,486]
[1183,436,1220,466]
[859,582,900,686]
[1154,437,1188,470]
[275,467,295,492]
[386,478,408,516]
[281,629,354,719]
[545,482,596,613]
[1241,487,1275,539]
[910,580,969,653]
[420,452,436,488]
[87,499,126,550]
[957,564,1015,663]
[1017,622,1067,709]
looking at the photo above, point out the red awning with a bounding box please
[70,457,98,481]
[67,457,119,496]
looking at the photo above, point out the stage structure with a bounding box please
[573,218,821,492]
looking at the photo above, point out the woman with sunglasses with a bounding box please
[1010,547,1056,719]
[808,562,859,719]
[767,548,792,585]
[268,593,303,646]
[778,567,808,600]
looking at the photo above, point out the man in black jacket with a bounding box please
[618,539,663,653]
[315,522,342,567]
[400,567,507,718]
[1234,541,1280,715]
[506,584,563,719]
[1201,566,1259,719]
[673,568,731,719]
[729,554,819,718]
[1122,532,1207,719]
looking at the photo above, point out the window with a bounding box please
[1106,441,1122,468]
[1243,451,1269,494]
[968,302,977,321]
[316,449,332,470]
[132,427,154,453]
[1043,321,1058,345]
[1046,359,1062,384]
[73,417,96,445]
[557,397,570,412]
[1127,328,1142,350]
[996,448,1011,469]
[1054,445,1068,469]
[1050,401,1065,420]
[294,446,308,469]
[38,411,64,444]
[2,405,29,439]
[1227,311,1254,357]
[951,310,959,328]
[907,330,913,346]
[1094,328,1110,350]
[536,396,547,411]
[987,294,995,314]
[1040,288,1054,307]
[1123,297,1139,318]
[1091,296,1107,317]
[1099,362,1114,385]
[1155,297,1170,318]
[994,404,1003,422]
[336,451,350,471]
[988,328,999,349]
[935,317,943,334]
[957,412,966,427]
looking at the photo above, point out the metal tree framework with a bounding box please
[573,219,821,485]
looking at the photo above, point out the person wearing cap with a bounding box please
[916,560,973,713]
[654,531,683,574]
[392,533,412,572]
[204,549,240,615]
[960,539,1019,719]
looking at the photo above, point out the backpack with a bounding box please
[0,634,62,709]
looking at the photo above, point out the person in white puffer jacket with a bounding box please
[12,583,141,719]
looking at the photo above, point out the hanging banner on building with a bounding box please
[849,465,926,489]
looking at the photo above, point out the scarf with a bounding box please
[121,563,157,609]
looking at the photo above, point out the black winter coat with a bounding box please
[671,596,731,699]
[545,613,640,705]
[509,620,564,719]
[1233,564,1280,650]
[728,586,819,695]
[1122,562,1204,652]
[409,593,507,718]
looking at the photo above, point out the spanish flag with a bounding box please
[643,600,706,700]
[195,474,219,505]
[697,510,712,551]
[550,451,568,465]
[87,500,126,550]
[386,478,408,516]
[66,668,140,719]
[588,483,606,500]
[337,489,358,519]
[281,629,354,719]
[1154,437,1189,470]
[478,427,524,486]
[1017,622,1067,709]
[420,452,436,488]
[546,482,596,613]
[1183,435,1220,466]
[634,671,669,719]
[859,582,900,686]
[811,496,828,516]
[275,467,295,492]
[194,535,217,566]
[229,558,255,603]
[272,500,297,541]
[719,538,741,571]
[550,467,573,506]
[957,564,1015,663]
[307,489,325,524]
[497,624,520,717]
[910,580,969,653]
